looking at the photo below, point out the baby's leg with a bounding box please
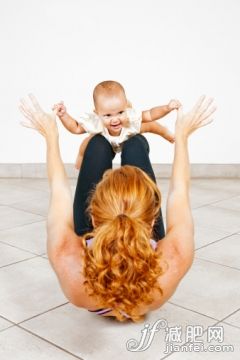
[75,135,95,170]
[74,134,115,236]
[140,122,175,143]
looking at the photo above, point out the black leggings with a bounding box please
[73,134,165,241]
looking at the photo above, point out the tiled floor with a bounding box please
[0,177,240,359]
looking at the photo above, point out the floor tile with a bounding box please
[192,206,240,234]
[0,206,44,231]
[0,317,13,331]
[191,179,240,195]
[0,221,47,255]
[10,196,49,217]
[0,257,67,322]
[223,309,240,329]
[211,195,240,212]
[169,258,240,320]
[0,326,79,360]
[195,234,240,269]
[0,242,34,267]
[0,178,50,193]
[194,225,231,249]
[21,302,216,360]
[166,322,239,359]
[190,187,237,209]
[0,177,239,359]
[0,183,48,206]
[189,179,240,209]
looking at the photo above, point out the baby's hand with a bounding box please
[52,101,66,118]
[167,99,182,111]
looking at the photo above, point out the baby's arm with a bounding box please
[142,99,181,122]
[53,102,86,135]
[140,122,175,143]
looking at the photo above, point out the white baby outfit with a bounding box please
[77,108,142,153]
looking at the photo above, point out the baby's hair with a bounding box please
[93,80,126,104]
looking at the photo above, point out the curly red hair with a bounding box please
[82,165,167,322]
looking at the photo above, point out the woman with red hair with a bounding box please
[19,95,215,322]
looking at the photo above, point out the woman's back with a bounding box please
[52,228,186,320]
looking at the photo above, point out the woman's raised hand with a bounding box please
[19,94,59,139]
[175,96,216,139]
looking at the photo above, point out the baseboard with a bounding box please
[0,163,240,178]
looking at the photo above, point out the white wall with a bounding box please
[0,0,239,164]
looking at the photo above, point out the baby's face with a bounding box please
[95,94,128,136]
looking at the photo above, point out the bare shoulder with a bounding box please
[149,233,194,310]
[48,229,87,306]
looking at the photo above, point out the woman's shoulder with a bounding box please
[49,231,88,304]
[149,234,191,310]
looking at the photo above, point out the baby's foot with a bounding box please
[162,130,175,143]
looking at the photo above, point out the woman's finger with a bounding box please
[20,121,36,129]
[19,105,33,121]
[198,118,214,128]
[28,93,44,113]
[19,98,34,115]
[197,98,214,119]
[198,105,217,123]
[20,121,41,131]
[192,95,206,114]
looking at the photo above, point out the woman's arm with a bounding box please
[19,95,75,260]
[158,96,216,274]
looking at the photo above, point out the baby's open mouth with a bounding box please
[111,123,121,129]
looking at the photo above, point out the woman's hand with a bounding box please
[175,95,216,139]
[19,94,59,139]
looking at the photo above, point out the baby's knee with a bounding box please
[122,134,149,152]
[86,134,113,156]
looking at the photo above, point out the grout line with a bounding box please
[0,255,40,269]
[194,257,240,272]
[0,324,16,333]
[166,301,220,322]
[7,203,48,217]
[1,204,46,217]
[0,240,45,257]
[16,325,84,360]
[219,321,240,330]
[18,302,69,325]
[0,315,16,323]
[209,193,240,205]
[214,307,240,330]
[191,193,240,210]
[0,313,18,333]
[0,219,46,232]
[194,232,239,251]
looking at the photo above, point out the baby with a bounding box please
[53,81,181,169]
